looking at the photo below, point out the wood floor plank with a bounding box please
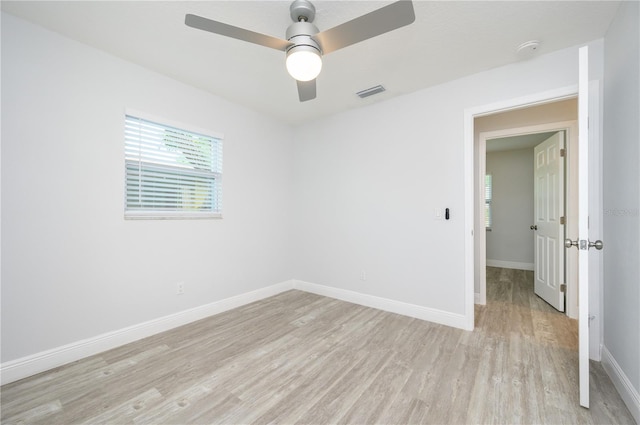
[1,268,636,424]
[0,356,109,418]
[293,347,391,424]
[2,400,63,425]
[169,392,242,424]
[79,387,163,425]
[505,333,545,424]
[399,398,430,424]
[426,340,483,424]
[337,358,412,424]
[466,336,505,423]
[252,346,368,424]
[132,379,214,424]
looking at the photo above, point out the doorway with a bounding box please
[477,119,579,319]
[484,131,566,311]
[463,83,603,357]
[472,98,579,318]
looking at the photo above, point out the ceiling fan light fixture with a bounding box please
[185,0,416,101]
[286,45,322,81]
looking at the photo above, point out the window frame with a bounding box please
[124,110,224,220]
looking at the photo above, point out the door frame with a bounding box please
[464,83,603,359]
[476,121,579,318]
[463,85,579,332]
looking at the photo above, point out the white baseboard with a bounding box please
[293,280,470,331]
[486,260,534,271]
[0,281,294,385]
[2,279,471,385]
[601,345,640,424]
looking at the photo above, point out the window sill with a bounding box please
[125,212,222,220]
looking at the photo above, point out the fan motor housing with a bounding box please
[286,21,321,54]
[290,0,316,23]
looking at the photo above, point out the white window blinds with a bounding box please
[485,174,492,228]
[124,114,223,218]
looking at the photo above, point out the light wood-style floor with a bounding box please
[1,267,635,424]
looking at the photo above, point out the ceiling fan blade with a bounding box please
[185,14,292,52]
[297,79,317,102]
[314,1,415,55]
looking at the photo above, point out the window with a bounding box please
[484,174,492,229]
[124,113,223,219]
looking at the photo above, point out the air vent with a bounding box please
[356,85,386,99]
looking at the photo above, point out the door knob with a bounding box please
[589,240,604,250]
[530,225,538,230]
[565,238,604,250]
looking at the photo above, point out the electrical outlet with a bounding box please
[176,282,185,295]
[360,270,367,281]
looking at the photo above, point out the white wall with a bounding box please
[485,148,534,268]
[1,13,294,363]
[291,42,596,319]
[602,0,640,419]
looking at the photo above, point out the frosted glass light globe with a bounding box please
[286,48,322,81]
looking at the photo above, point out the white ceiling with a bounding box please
[2,1,620,125]
[486,131,556,152]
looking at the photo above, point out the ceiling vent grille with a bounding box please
[356,85,386,99]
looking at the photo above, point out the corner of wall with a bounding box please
[601,345,640,424]
[293,280,471,331]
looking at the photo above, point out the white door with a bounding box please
[533,132,565,311]
[576,45,591,409]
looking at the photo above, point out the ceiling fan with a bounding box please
[185,0,415,102]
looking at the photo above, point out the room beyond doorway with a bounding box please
[486,131,568,313]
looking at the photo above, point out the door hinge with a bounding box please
[560,284,567,293]
[560,216,566,225]
[560,148,566,157]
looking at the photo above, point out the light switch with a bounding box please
[434,208,443,220]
